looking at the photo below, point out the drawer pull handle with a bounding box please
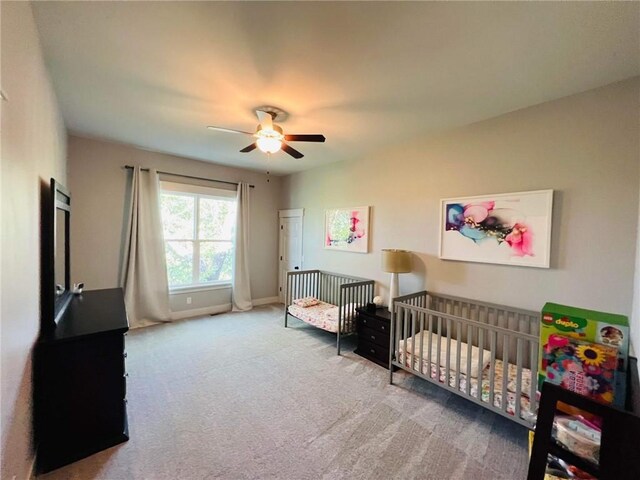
[370,349,375,354]
[123,373,129,378]
[370,335,376,341]
[123,352,128,358]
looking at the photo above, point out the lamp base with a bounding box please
[389,272,399,313]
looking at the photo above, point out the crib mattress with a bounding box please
[288,301,342,333]
[399,343,535,421]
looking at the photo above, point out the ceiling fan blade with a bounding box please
[281,142,304,159]
[240,143,257,153]
[256,110,273,130]
[284,134,326,143]
[207,126,253,135]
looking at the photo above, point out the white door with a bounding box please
[278,210,303,303]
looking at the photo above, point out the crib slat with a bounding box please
[489,330,496,409]
[419,311,425,375]
[445,318,452,387]
[403,307,410,369]
[411,309,417,371]
[428,314,434,379]
[394,305,400,368]
[306,272,310,297]
[477,328,484,401]
[530,339,537,412]
[466,325,472,396]
[502,334,510,413]
[516,337,523,420]
[455,321,462,390]
[436,315,442,384]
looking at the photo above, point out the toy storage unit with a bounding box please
[528,379,640,480]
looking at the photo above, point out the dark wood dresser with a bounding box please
[354,306,395,370]
[35,288,129,473]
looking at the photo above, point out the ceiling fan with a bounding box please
[207,108,325,159]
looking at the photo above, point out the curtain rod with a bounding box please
[123,165,255,188]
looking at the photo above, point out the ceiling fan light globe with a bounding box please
[256,137,282,154]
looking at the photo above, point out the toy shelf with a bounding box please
[527,359,640,480]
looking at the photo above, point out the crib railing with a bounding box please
[285,270,321,307]
[284,270,374,354]
[390,291,539,426]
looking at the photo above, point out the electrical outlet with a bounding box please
[186,296,192,305]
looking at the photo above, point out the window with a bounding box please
[160,182,236,289]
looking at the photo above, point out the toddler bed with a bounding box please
[389,291,540,427]
[284,270,374,354]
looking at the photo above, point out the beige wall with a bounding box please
[1,2,68,478]
[67,136,281,315]
[282,78,640,323]
[632,180,640,355]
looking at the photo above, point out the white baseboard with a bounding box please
[169,296,280,321]
[170,303,231,321]
[253,296,280,306]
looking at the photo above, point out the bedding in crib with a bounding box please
[400,331,492,378]
[287,301,356,333]
[399,341,535,421]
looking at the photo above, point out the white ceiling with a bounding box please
[32,2,640,175]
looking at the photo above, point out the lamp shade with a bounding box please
[381,249,412,273]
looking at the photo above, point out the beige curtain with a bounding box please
[121,167,171,327]
[232,182,252,311]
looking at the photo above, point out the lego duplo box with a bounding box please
[539,303,629,376]
[539,303,629,407]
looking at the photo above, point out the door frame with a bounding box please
[278,209,304,303]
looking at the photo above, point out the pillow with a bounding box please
[293,296,320,308]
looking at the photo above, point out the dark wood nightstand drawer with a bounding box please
[357,314,390,334]
[355,339,390,364]
[357,325,389,348]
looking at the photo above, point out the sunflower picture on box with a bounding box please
[542,334,618,404]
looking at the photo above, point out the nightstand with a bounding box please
[354,307,396,370]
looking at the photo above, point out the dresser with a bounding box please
[35,288,129,473]
[354,307,395,370]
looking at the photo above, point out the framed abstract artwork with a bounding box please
[439,190,553,268]
[325,206,370,253]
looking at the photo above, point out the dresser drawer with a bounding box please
[357,325,389,348]
[357,314,390,334]
[356,339,390,365]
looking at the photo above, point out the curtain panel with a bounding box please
[121,166,171,327]
[232,182,252,311]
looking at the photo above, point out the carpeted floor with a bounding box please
[39,305,529,480]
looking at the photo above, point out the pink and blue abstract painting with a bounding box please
[440,190,553,268]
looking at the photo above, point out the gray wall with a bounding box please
[632,179,640,355]
[1,2,68,478]
[281,78,640,331]
[67,136,281,315]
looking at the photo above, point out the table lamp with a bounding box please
[381,249,412,312]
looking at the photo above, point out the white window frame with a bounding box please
[160,181,236,291]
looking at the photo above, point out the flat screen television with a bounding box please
[42,178,71,329]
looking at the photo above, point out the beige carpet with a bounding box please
[39,305,529,480]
